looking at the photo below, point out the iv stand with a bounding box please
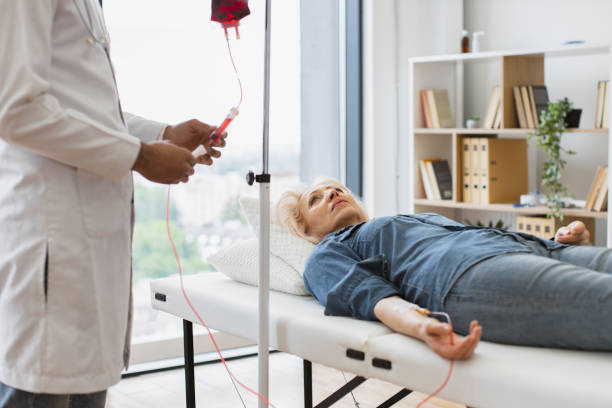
[246,0,272,406]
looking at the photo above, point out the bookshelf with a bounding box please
[408,43,612,245]
[414,128,608,135]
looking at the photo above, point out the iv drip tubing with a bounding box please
[225,33,243,109]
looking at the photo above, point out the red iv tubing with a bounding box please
[167,187,276,407]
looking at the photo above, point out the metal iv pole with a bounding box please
[245,0,272,406]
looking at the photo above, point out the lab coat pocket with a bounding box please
[76,169,131,237]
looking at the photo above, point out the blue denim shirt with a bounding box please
[303,213,566,321]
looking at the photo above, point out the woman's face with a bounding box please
[298,182,368,241]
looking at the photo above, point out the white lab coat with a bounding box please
[0,0,167,393]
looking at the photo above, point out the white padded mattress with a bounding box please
[150,272,612,408]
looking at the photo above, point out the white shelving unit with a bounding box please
[407,43,612,246]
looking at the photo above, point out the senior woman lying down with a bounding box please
[276,179,610,360]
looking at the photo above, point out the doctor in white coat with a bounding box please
[0,0,226,406]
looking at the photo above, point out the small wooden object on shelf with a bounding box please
[516,215,595,241]
[516,215,557,239]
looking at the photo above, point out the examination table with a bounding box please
[150,272,612,408]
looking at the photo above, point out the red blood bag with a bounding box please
[211,0,250,25]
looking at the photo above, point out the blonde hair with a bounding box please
[276,178,367,244]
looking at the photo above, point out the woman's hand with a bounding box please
[555,220,591,246]
[418,319,482,360]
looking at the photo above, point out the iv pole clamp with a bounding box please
[246,170,270,185]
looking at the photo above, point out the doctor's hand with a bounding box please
[163,119,227,165]
[555,220,591,246]
[419,319,481,360]
[132,141,196,184]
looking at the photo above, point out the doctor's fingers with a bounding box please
[190,120,216,144]
[214,132,228,147]
[207,147,222,158]
[197,153,214,166]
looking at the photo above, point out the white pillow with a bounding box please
[207,238,310,296]
[238,196,315,276]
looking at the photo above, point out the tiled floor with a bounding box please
[107,352,465,408]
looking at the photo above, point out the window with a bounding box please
[104,0,301,363]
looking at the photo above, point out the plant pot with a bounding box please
[565,109,582,128]
[466,119,480,128]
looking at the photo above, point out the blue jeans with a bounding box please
[444,242,612,349]
[0,382,106,408]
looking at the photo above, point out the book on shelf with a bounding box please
[419,157,441,200]
[419,88,454,128]
[531,85,549,126]
[462,138,471,203]
[593,167,609,212]
[604,81,610,129]
[584,166,605,210]
[520,86,535,129]
[513,86,528,128]
[461,137,527,204]
[478,137,489,204]
[492,104,502,129]
[432,89,454,128]
[425,160,441,200]
[596,81,605,128]
[483,138,528,203]
[595,80,610,129]
[419,90,433,128]
[431,160,453,200]
[527,85,538,127]
[469,137,480,202]
[484,86,501,129]
[419,158,452,200]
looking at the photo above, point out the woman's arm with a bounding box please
[304,242,401,321]
[374,296,482,360]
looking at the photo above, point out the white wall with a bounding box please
[464,0,612,244]
[363,0,462,216]
[300,1,341,184]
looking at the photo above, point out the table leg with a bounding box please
[304,359,312,408]
[183,320,196,408]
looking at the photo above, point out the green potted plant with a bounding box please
[529,97,575,221]
[466,115,480,128]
